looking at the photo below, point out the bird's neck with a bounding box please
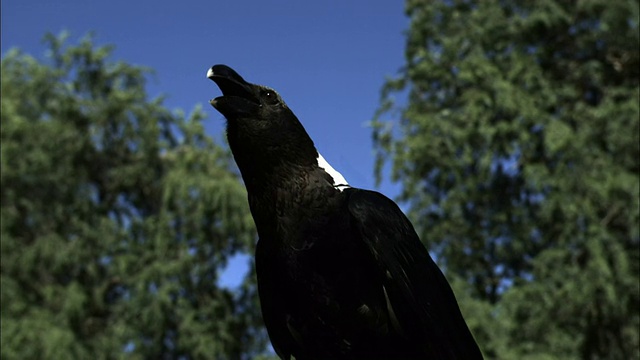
[226,118,318,184]
[245,165,341,239]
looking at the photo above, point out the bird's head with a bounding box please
[207,64,318,185]
[207,64,288,121]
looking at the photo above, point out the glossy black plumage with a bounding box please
[207,64,483,359]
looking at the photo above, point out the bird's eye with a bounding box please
[263,90,279,105]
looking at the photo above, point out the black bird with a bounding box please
[207,64,483,359]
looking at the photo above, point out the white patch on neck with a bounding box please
[317,153,350,191]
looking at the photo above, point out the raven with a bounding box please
[207,64,483,359]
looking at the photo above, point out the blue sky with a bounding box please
[2,0,409,286]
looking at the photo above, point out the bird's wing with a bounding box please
[345,188,483,359]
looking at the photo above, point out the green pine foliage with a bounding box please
[373,1,639,358]
[1,33,266,359]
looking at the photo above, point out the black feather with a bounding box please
[207,64,483,359]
